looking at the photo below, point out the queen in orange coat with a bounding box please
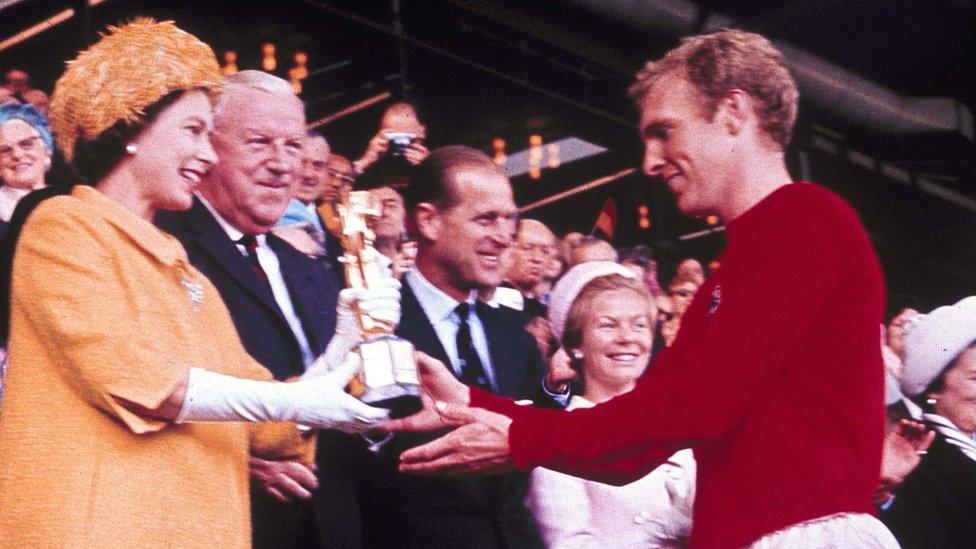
[0,20,389,548]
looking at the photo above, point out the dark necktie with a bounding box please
[238,235,269,284]
[455,302,492,392]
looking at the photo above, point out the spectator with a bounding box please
[881,296,976,547]
[618,246,649,279]
[675,257,706,286]
[22,89,49,116]
[560,230,584,264]
[0,20,387,548]
[538,244,564,300]
[2,69,29,102]
[353,101,430,189]
[526,262,695,548]
[0,103,53,222]
[369,184,407,241]
[504,218,557,320]
[273,133,345,276]
[667,274,699,318]
[570,235,617,265]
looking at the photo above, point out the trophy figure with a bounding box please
[332,190,421,419]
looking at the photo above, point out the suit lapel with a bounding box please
[396,281,451,367]
[184,198,284,319]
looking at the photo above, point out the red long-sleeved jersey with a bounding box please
[473,183,886,548]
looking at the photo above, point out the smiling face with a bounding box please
[0,118,51,190]
[416,164,517,300]
[639,72,739,219]
[202,86,305,234]
[930,345,976,435]
[125,90,217,213]
[578,288,653,398]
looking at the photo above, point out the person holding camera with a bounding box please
[352,102,430,189]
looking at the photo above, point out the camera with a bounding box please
[386,132,416,157]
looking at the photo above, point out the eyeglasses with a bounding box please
[0,135,44,160]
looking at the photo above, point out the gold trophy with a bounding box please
[330,190,421,418]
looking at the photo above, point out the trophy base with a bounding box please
[354,335,422,419]
[361,386,422,419]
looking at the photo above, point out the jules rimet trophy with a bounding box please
[331,190,421,418]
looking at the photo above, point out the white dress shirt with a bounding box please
[403,268,497,392]
[198,194,315,369]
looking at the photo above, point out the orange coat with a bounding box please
[0,186,308,548]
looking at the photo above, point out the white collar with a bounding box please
[404,267,476,324]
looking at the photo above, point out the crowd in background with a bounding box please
[0,20,974,549]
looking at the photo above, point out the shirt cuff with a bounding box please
[541,376,571,407]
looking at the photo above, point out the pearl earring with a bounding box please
[571,350,584,361]
[125,143,138,155]
[926,397,938,405]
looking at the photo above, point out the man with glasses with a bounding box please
[503,218,557,320]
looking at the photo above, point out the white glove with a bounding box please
[176,353,389,433]
[304,276,402,379]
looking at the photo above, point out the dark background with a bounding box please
[2,0,974,314]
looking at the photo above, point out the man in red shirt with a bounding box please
[388,29,896,548]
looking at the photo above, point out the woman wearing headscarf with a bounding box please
[880,296,976,547]
[0,20,395,547]
[525,261,695,548]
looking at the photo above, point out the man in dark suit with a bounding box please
[351,145,558,548]
[156,70,374,549]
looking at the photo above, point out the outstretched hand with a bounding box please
[397,402,516,477]
[380,351,516,476]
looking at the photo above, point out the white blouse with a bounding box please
[526,396,696,548]
[0,186,31,222]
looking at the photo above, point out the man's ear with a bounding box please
[716,89,752,136]
[413,202,441,241]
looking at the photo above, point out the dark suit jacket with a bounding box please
[156,198,343,548]
[353,278,549,549]
[156,198,340,380]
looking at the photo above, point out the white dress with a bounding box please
[525,396,696,548]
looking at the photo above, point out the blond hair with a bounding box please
[628,29,798,150]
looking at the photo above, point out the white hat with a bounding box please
[548,261,637,342]
[901,296,976,397]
